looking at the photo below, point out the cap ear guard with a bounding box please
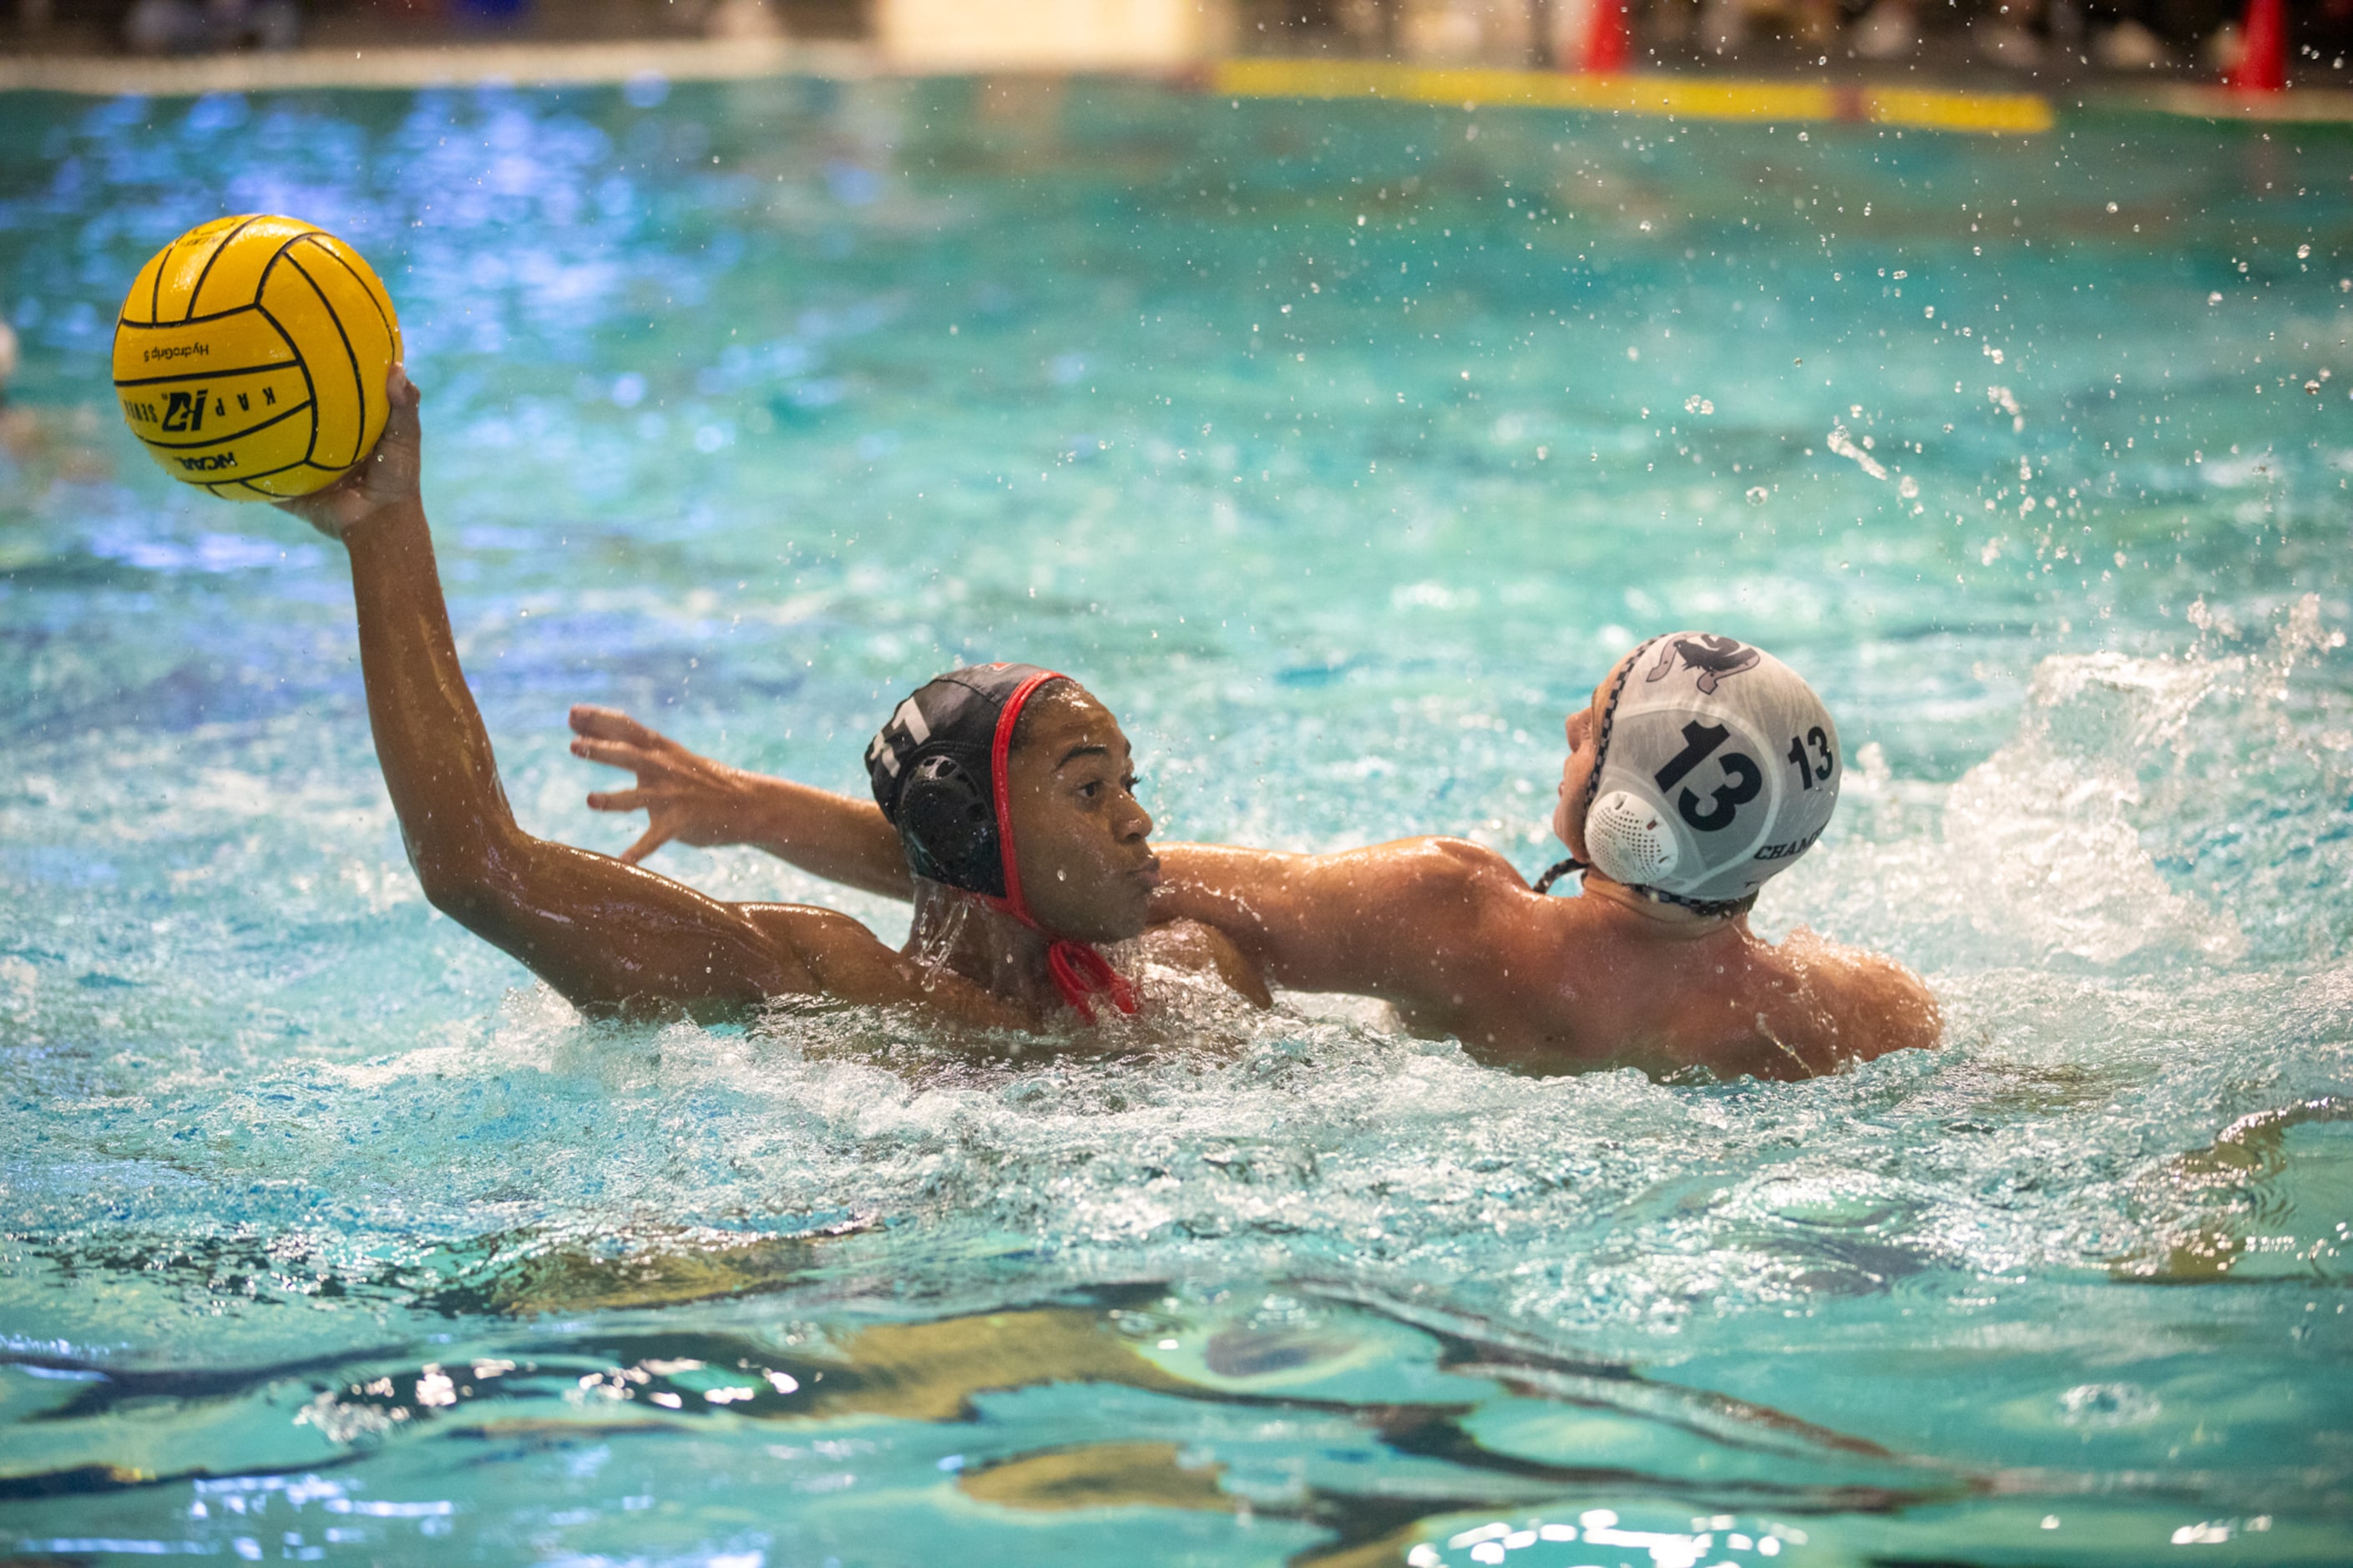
[896,754,1005,899]
[867,664,1054,903]
[1584,790,1680,884]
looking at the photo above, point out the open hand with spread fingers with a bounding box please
[567,705,772,865]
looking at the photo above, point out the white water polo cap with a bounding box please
[1577,632,1840,910]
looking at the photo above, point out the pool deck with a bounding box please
[3,39,2349,134]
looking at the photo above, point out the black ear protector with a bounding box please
[868,663,1057,907]
[894,753,1006,899]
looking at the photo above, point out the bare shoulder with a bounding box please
[739,901,870,950]
[1374,836,1535,904]
[736,902,893,993]
[739,902,1045,1029]
[1343,837,1553,977]
[1778,927,1943,1060]
[1138,918,1274,1008]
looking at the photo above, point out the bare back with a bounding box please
[1381,874,1933,1080]
[1158,837,1940,1081]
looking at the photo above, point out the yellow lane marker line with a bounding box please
[1211,58,2054,136]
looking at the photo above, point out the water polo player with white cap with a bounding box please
[1534,631,1842,918]
[1140,629,1937,1080]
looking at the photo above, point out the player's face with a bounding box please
[1552,655,1634,855]
[1003,685,1158,943]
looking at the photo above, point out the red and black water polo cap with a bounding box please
[863,663,1137,1023]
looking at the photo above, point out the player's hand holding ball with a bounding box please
[111,213,402,501]
[273,362,421,542]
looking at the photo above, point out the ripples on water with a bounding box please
[1,75,2349,1564]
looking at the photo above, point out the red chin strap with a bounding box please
[1046,939,1136,1025]
[984,670,1140,1025]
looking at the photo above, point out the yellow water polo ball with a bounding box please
[112,214,402,501]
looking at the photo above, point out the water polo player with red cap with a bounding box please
[861,662,1267,1024]
[276,365,1263,1038]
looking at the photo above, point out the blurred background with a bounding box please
[2,0,2347,89]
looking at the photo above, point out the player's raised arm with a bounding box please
[277,368,1005,1025]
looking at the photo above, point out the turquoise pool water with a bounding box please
[3,73,2350,1564]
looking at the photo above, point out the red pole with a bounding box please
[2224,0,2288,93]
[1582,0,1630,74]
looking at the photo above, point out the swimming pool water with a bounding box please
[2,73,2350,1565]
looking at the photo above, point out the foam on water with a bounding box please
[3,76,2350,1563]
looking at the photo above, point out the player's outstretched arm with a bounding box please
[566,706,911,900]
[1151,837,1529,1001]
[276,368,984,1024]
[563,718,1525,1006]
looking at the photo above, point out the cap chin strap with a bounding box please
[1531,636,1753,922]
[1530,856,1586,896]
[1045,940,1134,1024]
[984,670,1139,1024]
[1531,854,1755,919]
